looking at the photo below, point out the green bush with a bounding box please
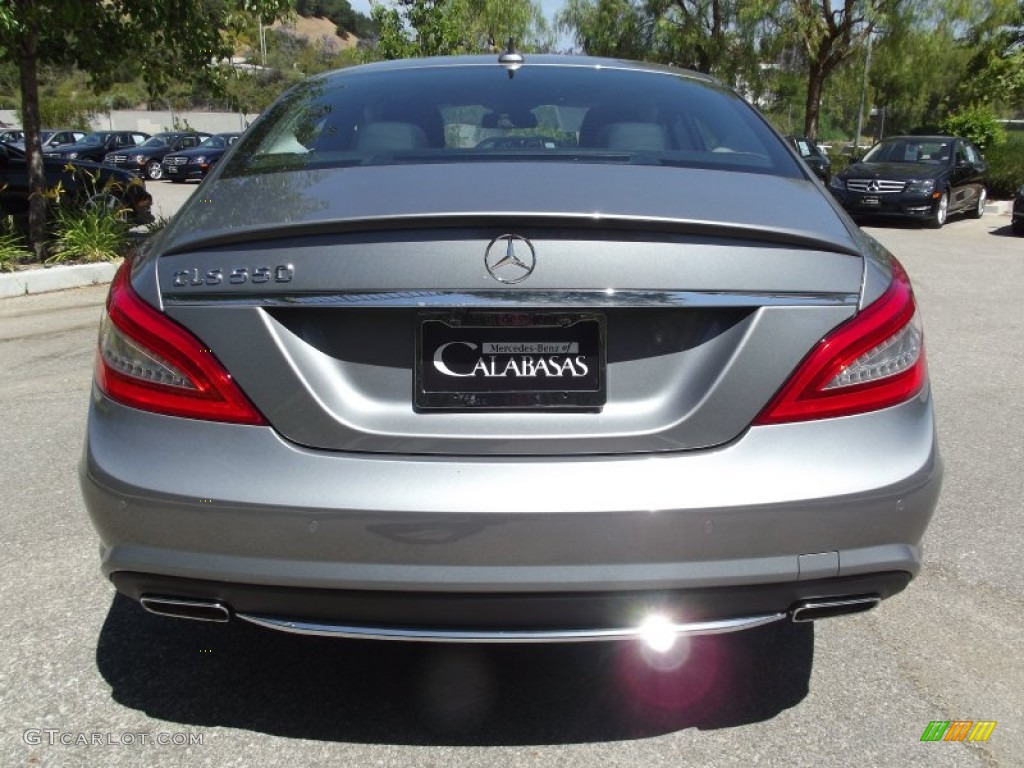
[46,205,132,264]
[984,134,1024,199]
[938,106,1006,152]
[0,215,28,272]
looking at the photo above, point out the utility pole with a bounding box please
[854,28,879,152]
[259,18,267,67]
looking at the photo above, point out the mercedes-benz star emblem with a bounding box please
[868,180,881,193]
[484,234,536,284]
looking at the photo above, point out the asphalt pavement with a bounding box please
[0,209,1020,767]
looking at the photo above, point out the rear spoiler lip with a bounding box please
[161,287,861,309]
[156,211,864,260]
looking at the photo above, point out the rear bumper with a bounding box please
[81,387,941,633]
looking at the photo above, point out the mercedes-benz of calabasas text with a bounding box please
[80,54,942,645]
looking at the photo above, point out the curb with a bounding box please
[0,261,121,300]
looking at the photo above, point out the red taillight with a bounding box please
[754,258,926,424]
[95,260,267,425]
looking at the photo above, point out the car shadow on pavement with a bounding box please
[96,594,812,745]
[987,223,1019,237]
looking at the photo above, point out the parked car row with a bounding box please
[43,130,151,163]
[102,131,210,179]
[3,126,245,189]
[5,120,1018,233]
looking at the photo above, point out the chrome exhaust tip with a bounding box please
[140,595,231,623]
[790,595,880,623]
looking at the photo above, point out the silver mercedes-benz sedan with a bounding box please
[80,53,941,645]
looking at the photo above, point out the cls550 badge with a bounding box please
[172,265,294,287]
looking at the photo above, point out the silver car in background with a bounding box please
[80,54,941,645]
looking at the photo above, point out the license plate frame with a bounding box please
[415,312,606,411]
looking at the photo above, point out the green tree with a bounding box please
[0,0,294,258]
[557,0,774,88]
[368,0,550,60]
[769,1,898,141]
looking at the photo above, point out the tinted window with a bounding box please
[864,138,952,164]
[223,64,800,179]
[140,135,174,148]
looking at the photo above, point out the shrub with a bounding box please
[46,205,132,265]
[0,215,28,272]
[938,105,1006,151]
[983,134,1024,199]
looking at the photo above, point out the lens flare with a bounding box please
[638,614,678,653]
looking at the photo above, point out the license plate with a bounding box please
[860,195,881,206]
[167,166,178,173]
[416,312,606,410]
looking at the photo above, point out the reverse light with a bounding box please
[754,258,926,424]
[95,260,266,425]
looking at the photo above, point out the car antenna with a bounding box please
[498,38,523,78]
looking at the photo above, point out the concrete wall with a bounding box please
[0,109,259,135]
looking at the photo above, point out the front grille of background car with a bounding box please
[111,155,128,163]
[847,179,906,193]
[166,157,188,166]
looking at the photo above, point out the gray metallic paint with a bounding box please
[82,387,938,593]
[155,165,859,260]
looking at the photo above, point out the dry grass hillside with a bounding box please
[270,15,359,51]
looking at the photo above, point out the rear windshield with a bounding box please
[221,63,801,179]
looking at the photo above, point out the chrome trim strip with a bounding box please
[163,289,859,309]
[234,612,786,642]
[140,596,231,623]
[790,596,880,623]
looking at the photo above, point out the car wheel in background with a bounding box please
[146,160,163,180]
[927,191,948,229]
[968,187,986,219]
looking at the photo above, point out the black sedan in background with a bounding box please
[104,131,211,180]
[787,136,831,182]
[829,135,987,228]
[0,142,152,224]
[160,132,241,182]
[44,131,150,163]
